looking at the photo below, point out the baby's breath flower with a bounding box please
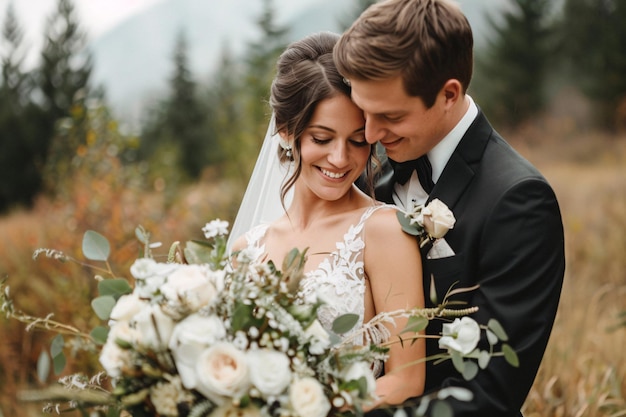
[202,219,229,239]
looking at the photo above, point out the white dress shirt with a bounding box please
[393,95,478,210]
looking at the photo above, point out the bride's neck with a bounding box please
[285,187,371,230]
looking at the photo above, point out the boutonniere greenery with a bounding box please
[397,198,456,247]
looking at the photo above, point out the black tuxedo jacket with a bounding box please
[374,110,565,416]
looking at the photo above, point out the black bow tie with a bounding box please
[389,155,435,193]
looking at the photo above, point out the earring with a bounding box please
[279,138,293,159]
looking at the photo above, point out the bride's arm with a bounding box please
[364,208,425,409]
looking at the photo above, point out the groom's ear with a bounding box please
[441,79,462,108]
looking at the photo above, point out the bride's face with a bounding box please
[296,94,369,201]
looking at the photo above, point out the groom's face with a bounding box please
[349,75,448,162]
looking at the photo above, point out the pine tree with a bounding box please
[559,0,626,129]
[474,0,556,128]
[139,30,213,181]
[0,3,43,211]
[165,31,212,179]
[36,0,94,193]
[244,0,289,140]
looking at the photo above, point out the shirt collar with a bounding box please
[428,95,478,183]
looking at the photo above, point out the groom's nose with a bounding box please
[364,116,385,144]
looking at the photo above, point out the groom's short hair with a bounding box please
[334,0,473,108]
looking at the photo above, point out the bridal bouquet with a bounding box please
[2,219,518,417]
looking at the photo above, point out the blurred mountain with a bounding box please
[88,0,507,126]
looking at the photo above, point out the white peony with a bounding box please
[195,342,251,404]
[438,317,481,355]
[168,313,227,389]
[247,349,292,397]
[289,377,331,417]
[161,264,218,312]
[421,198,456,239]
[304,319,331,355]
[132,304,175,350]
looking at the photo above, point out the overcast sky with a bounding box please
[0,0,317,67]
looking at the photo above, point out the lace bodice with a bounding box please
[242,205,391,344]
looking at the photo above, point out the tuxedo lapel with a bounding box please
[427,110,493,210]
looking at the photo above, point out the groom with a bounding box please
[334,0,565,415]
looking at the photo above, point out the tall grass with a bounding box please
[1,125,625,416]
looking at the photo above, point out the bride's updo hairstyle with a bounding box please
[269,31,379,206]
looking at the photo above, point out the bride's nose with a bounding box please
[327,141,349,167]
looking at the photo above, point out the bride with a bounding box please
[229,32,425,409]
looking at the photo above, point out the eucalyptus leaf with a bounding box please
[332,313,360,334]
[396,211,420,236]
[478,350,491,369]
[437,386,474,402]
[135,226,149,244]
[429,274,438,305]
[451,350,464,373]
[401,315,429,334]
[487,318,508,341]
[98,279,132,298]
[486,328,498,346]
[50,334,64,358]
[461,360,479,380]
[53,351,66,375]
[82,230,110,261]
[502,343,520,367]
[184,240,214,264]
[92,295,117,320]
[90,326,109,345]
[36,350,50,383]
[431,400,453,417]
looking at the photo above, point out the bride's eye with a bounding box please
[350,139,369,147]
[311,137,331,145]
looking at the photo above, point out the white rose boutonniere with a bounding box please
[397,198,456,252]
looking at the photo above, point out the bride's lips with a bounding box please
[318,167,348,180]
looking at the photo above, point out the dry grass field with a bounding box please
[0,121,625,416]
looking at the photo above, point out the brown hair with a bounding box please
[333,0,473,108]
[270,31,379,205]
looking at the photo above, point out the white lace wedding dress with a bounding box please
[241,204,394,358]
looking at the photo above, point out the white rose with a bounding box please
[289,377,331,417]
[247,349,292,397]
[422,199,455,238]
[195,342,251,404]
[161,264,218,312]
[304,320,331,355]
[169,313,227,389]
[99,338,132,378]
[132,304,176,350]
[109,293,148,324]
[438,317,480,355]
[340,361,376,397]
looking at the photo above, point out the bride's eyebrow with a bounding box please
[307,125,365,135]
